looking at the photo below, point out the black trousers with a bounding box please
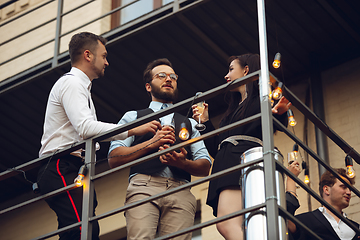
[37,155,99,240]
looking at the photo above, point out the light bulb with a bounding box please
[179,122,189,141]
[346,165,356,178]
[272,82,283,100]
[304,174,310,184]
[272,52,281,69]
[304,168,310,184]
[287,109,297,127]
[74,165,87,187]
[345,155,356,178]
[269,91,274,107]
[74,174,85,187]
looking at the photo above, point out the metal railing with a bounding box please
[1,0,360,239]
[0,0,194,93]
[1,68,360,239]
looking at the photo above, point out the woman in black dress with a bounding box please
[192,53,291,239]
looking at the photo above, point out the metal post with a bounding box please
[309,53,330,177]
[53,0,63,68]
[256,0,286,239]
[81,139,97,240]
[173,0,179,11]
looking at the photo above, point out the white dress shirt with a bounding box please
[39,67,128,157]
[318,207,356,240]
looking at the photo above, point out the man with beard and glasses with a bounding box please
[108,58,211,240]
[38,32,160,240]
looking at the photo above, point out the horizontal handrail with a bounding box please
[0,71,258,182]
[274,117,360,198]
[155,203,266,240]
[0,0,96,47]
[277,76,360,164]
[0,0,54,27]
[93,158,264,222]
[277,163,360,235]
[278,206,322,240]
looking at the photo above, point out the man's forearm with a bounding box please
[108,141,153,168]
[180,158,211,177]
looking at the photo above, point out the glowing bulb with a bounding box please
[74,174,85,187]
[272,52,281,69]
[179,122,189,141]
[287,109,297,127]
[272,82,283,100]
[269,91,274,107]
[74,165,87,187]
[346,166,356,178]
[345,155,356,178]
[302,162,310,184]
[304,174,310,184]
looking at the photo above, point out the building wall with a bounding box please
[0,0,111,82]
[1,58,360,239]
[273,57,360,225]
[1,0,359,239]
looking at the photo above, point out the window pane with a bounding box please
[121,0,153,24]
[162,0,174,4]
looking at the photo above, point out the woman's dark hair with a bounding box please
[221,53,260,123]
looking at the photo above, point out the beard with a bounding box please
[91,57,105,79]
[150,82,178,102]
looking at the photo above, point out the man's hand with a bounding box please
[128,120,162,136]
[148,126,176,150]
[159,145,188,168]
[272,96,291,115]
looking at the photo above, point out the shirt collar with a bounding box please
[70,67,92,90]
[149,101,173,111]
[319,206,347,218]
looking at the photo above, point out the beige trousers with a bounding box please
[125,174,197,240]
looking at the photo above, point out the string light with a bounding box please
[302,161,310,184]
[345,155,356,178]
[287,109,297,127]
[269,91,274,107]
[272,82,283,100]
[272,52,281,69]
[304,170,310,184]
[179,122,190,141]
[74,165,87,187]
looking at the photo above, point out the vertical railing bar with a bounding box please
[81,140,96,240]
[52,0,63,68]
[257,0,282,239]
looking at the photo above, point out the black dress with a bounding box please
[202,95,287,216]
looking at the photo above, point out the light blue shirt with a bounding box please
[109,101,211,180]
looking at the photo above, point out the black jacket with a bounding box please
[293,209,360,240]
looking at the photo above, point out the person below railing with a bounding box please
[291,168,359,240]
[192,53,292,240]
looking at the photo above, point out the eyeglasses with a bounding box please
[152,72,178,81]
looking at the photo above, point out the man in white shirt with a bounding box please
[37,32,160,240]
[293,168,359,240]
